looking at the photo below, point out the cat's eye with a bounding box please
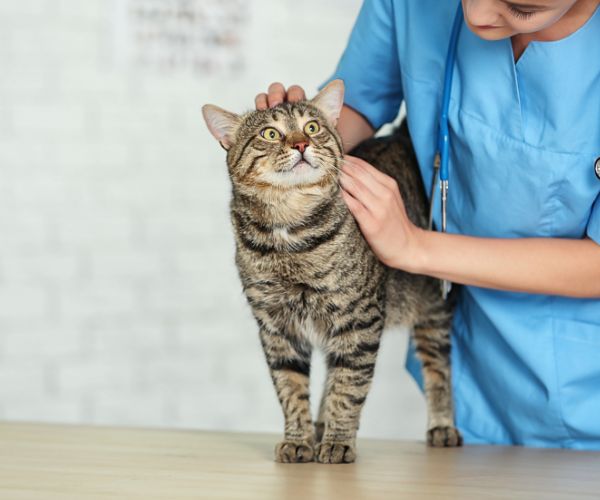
[304,121,320,136]
[260,127,283,142]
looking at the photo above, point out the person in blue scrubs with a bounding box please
[255,0,600,449]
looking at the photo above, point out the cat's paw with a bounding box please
[274,440,315,463]
[315,440,356,464]
[427,426,463,447]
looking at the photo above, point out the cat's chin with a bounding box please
[289,160,315,173]
[260,163,329,188]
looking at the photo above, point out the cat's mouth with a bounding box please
[289,159,317,171]
[262,155,326,187]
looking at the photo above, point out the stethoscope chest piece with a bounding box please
[595,157,600,180]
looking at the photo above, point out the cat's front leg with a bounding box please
[316,317,383,464]
[257,324,315,463]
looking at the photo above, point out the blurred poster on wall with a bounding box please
[112,0,248,77]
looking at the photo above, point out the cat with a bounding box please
[202,79,462,464]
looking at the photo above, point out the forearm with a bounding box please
[336,104,375,152]
[405,230,600,298]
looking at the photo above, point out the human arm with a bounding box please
[339,154,600,299]
[412,230,600,298]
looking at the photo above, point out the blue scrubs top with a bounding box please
[319,0,600,449]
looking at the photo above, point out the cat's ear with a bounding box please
[202,104,242,151]
[310,79,345,127]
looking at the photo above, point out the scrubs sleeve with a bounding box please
[585,192,600,245]
[317,0,403,130]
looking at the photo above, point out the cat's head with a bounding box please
[202,80,344,195]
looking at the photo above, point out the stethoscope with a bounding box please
[428,2,464,300]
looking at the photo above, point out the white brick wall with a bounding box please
[0,0,427,440]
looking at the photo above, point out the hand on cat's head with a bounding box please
[201,80,344,152]
[254,82,306,111]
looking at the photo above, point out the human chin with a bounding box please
[466,21,514,40]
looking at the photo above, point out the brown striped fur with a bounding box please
[202,80,462,464]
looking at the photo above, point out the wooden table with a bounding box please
[1,421,599,499]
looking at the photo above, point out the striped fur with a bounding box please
[205,94,462,463]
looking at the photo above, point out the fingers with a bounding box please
[255,83,306,110]
[255,93,268,110]
[344,154,397,189]
[286,84,306,102]
[339,168,379,215]
[267,82,286,107]
[342,156,392,198]
[340,189,376,230]
[341,155,406,226]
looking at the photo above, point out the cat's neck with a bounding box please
[233,183,344,227]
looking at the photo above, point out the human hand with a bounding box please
[255,82,306,109]
[339,154,424,271]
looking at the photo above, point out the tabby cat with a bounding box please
[202,80,462,464]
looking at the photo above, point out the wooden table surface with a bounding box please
[1,421,599,499]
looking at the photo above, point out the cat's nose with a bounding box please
[292,141,309,153]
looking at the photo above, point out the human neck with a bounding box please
[511,0,600,61]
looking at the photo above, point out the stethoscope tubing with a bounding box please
[427,1,464,298]
[439,2,464,183]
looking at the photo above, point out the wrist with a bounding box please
[393,225,430,274]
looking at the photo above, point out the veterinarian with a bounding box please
[254,0,600,449]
